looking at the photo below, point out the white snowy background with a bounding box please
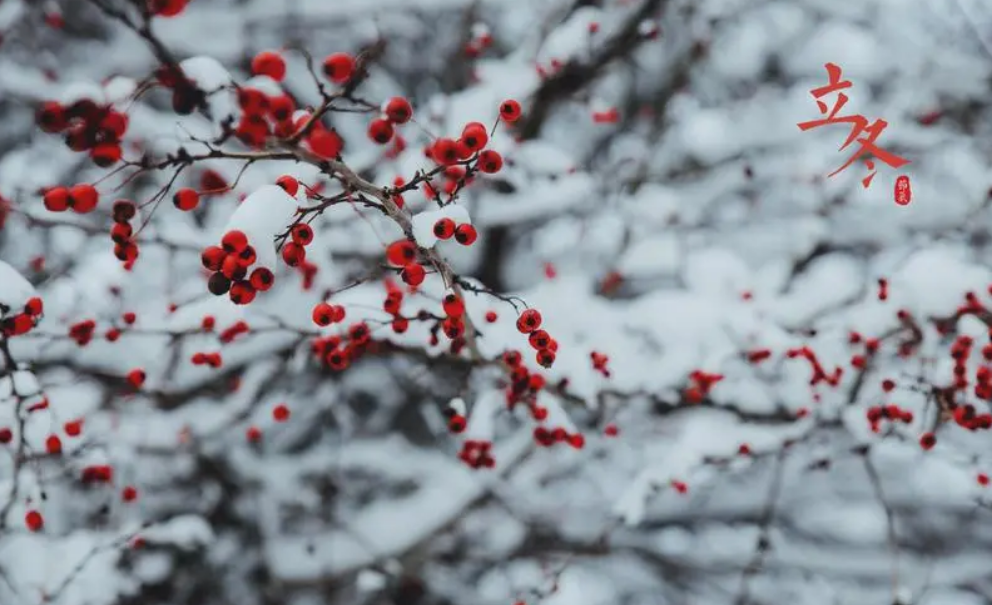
[1,0,992,604]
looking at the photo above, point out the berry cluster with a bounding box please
[235,84,299,148]
[80,464,114,484]
[104,312,136,342]
[201,230,274,304]
[382,281,410,334]
[219,320,250,344]
[36,99,129,167]
[787,345,843,387]
[309,321,373,372]
[432,217,477,246]
[533,425,585,449]
[191,352,223,368]
[849,333,880,370]
[684,370,724,403]
[107,199,140,266]
[43,183,100,214]
[311,301,346,327]
[458,440,495,468]
[439,293,467,342]
[515,309,557,368]
[236,50,358,156]
[0,296,43,337]
[590,351,611,377]
[367,96,413,146]
[385,240,428,287]
[68,319,97,346]
[281,222,313,268]
[866,404,913,432]
[503,350,547,411]
[426,120,505,174]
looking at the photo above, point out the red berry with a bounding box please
[148,0,188,17]
[516,309,542,333]
[979,473,990,486]
[172,187,199,211]
[442,316,464,339]
[386,240,417,267]
[477,150,502,174]
[401,263,426,286]
[69,184,99,213]
[604,424,619,436]
[308,128,343,159]
[322,52,355,83]
[246,425,262,442]
[499,99,522,122]
[536,348,556,367]
[101,111,129,139]
[251,51,286,81]
[442,293,464,317]
[112,199,136,222]
[528,329,551,350]
[221,255,242,279]
[569,434,585,449]
[454,224,477,245]
[46,434,62,455]
[431,138,460,166]
[268,95,295,122]
[448,414,467,433]
[312,302,334,326]
[121,486,139,502]
[114,241,140,263]
[461,122,488,151]
[276,175,298,196]
[433,218,456,239]
[282,242,306,267]
[221,230,249,254]
[127,368,146,388]
[64,419,83,436]
[24,297,43,317]
[384,97,413,124]
[110,222,133,244]
[249,267,274,291]
[201,246,227,272]
[229,281,256,305]
[273,403,290,422]
[43,187,70,212]
[368,118,394,144]
[485,310,498,323]
[90,143,122,167]
[25,510,43,532]
[36,101,67,133]
[291,223,314,246]
[920,432,936,450]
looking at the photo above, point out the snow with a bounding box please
[411,203,471,247]
[103,77,137,105]
[179,56,232,92]
[3,1,992,604]
[221,185,300,271]
[0,259,35,313]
